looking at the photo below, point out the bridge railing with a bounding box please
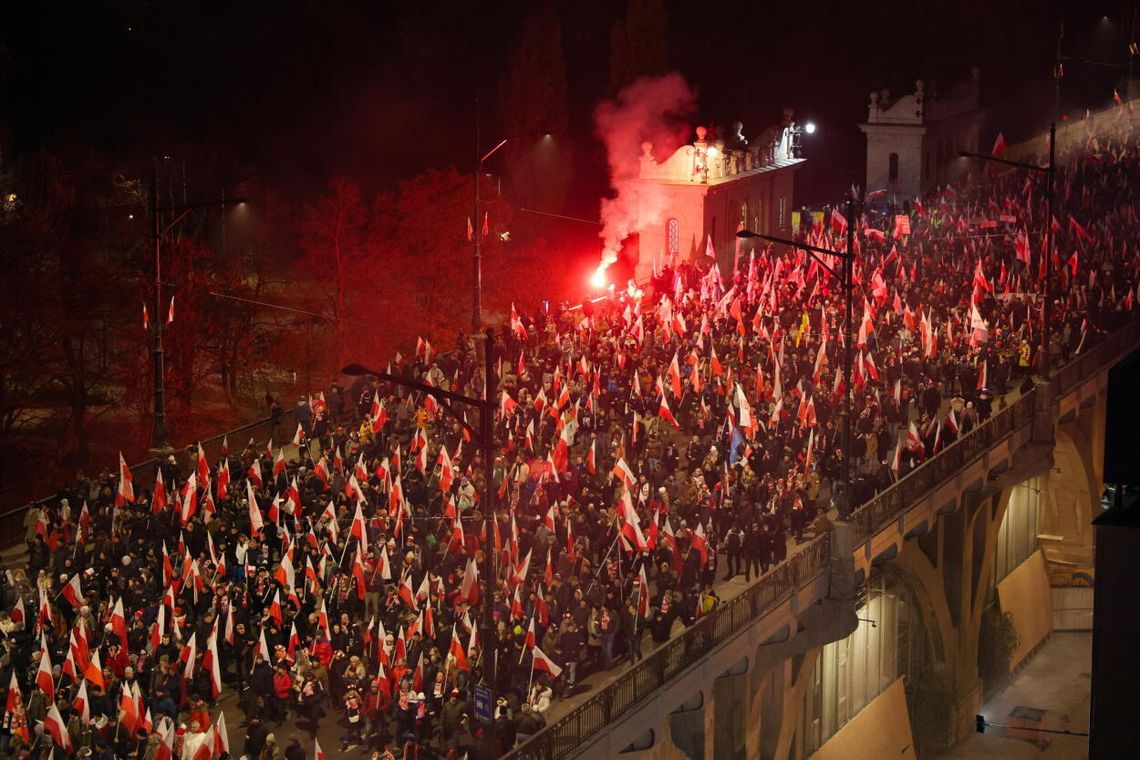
[849,317,1140,545]
[850,390,1038,544]
[501,532,831,760]
[1054,319,1140,396]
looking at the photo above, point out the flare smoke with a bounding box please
[595,73,697,274]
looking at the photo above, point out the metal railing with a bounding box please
[849,391,1037,544]
[0,408,297,547]
[501,533,831,760]
[1054,319,1140,396]
[849,317,1140,545]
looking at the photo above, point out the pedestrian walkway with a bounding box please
[938,632,1091,760]
[537,529,814,728]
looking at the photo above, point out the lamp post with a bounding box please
[959,122,1055,375]
[737,197,856,519]
[471,106,556,329]
[342,328,498,757]
[148,165,247,454]
[472,100,513,330]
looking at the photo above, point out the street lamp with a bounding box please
[148,165,247,454]
[959,122,1055,375]
[471,103,509,329]
[471,102,557,329]
[342,328,499,757]
[737,197,856,519]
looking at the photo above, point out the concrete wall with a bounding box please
[996,549,1053,670]
[809,678,916,760]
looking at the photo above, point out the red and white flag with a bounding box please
[531,645,563,679]
[44,703,72,751]
[116,452,134,506]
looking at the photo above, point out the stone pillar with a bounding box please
[1033,377,1057,444]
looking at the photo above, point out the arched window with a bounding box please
[888,152,900,183]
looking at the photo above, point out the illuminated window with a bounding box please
[888,153,899,183]
[778,196,786,229]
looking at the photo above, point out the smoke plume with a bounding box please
[594,73,697,277]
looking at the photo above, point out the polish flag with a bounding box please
[398,573,417,610]
[667,351,683,398]
[36,647,54,700]
[969,301,989,346]
[510,303,529,340]
[510,549,532,586]
[690,523,709,565]
[119,688,139,734]
[247,481,264,537]
[116,452,134,506]
[180,472,198,525]
[618,488,648,552]
[658,393,681,430]
[500,391,518,418]
[153,469,168,514]
[268,591,283,626]
[586,436,597,475]
[216,458,230,501]
[531,645,563,679]
[273,448,287,479]
[214,712,231,757]
[6,673,28,742]
[292,422,305,447]
[351,501,368,552]
[449,623,469,670]
[181,632,198,680]
[72,678,90,724]
[830,206,848,234]
[460,557,480,605]
[611,458,636,488]
[353,548,368,601]
[60,574,83,608]
[315,739,327,760]
[44,704,72,752]
[153,720,175,760]
[247,459,263,488]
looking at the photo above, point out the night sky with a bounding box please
[1,0,1131,210]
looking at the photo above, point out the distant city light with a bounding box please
[805,122,817,135]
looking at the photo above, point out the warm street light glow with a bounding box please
[590,267,607,288]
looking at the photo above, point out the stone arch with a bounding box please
[1041,424,1099,569]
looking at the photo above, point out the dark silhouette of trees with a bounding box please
[607,0,669,97]
[500,2,574,218]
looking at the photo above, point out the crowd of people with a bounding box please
[1,107,1138,760]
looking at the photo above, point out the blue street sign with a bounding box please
[474,684,494,723]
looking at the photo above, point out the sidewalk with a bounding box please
[937,632,1091,760]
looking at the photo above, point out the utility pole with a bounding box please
[150,164,169,454]
[736,202,857,519]
[341,333,500,760]
[147,166,247,454]
[1043,122,1056,376]
[478,329,497,760]
[842,197,855,520]
[473,100,483,330]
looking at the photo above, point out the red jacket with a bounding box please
[273,671,293,699]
